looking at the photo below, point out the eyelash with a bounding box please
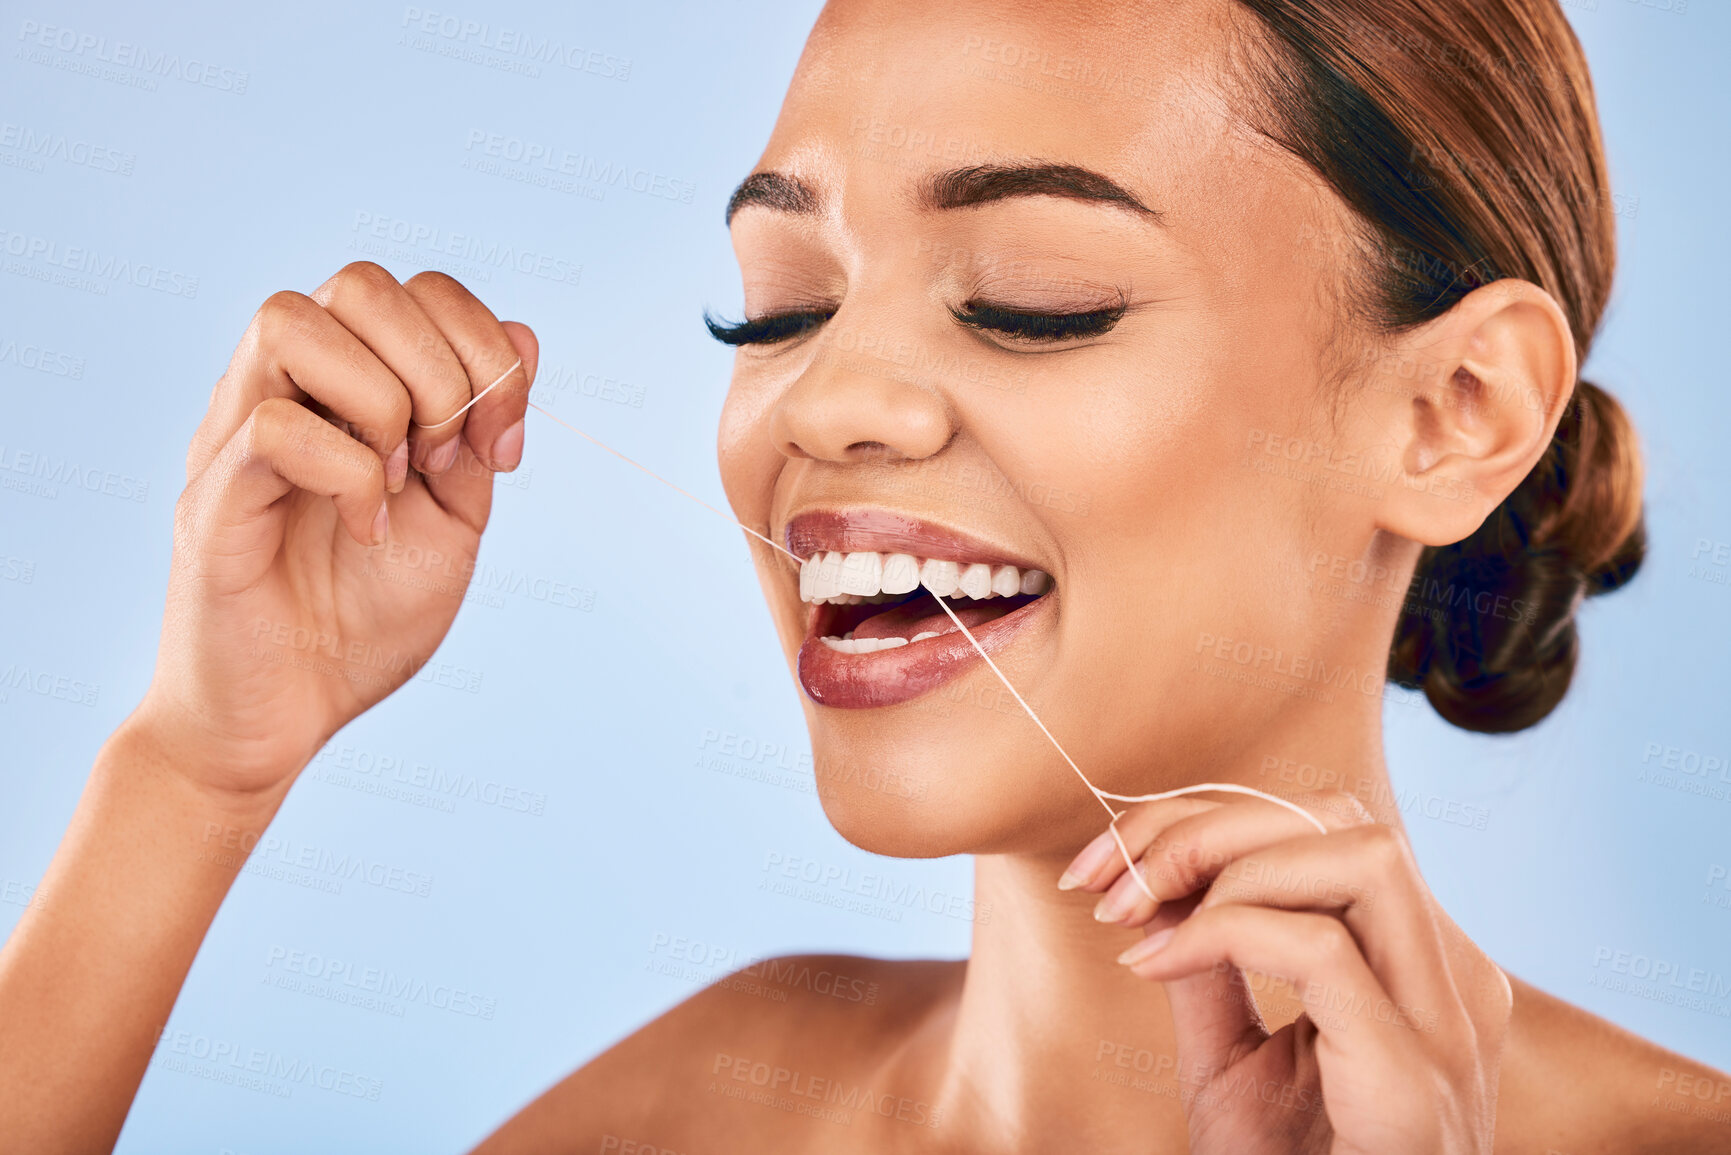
[704,309,834,346]
[703,301,1125,347]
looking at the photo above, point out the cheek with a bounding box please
[716,375,779,518]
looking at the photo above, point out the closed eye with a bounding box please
[949,300,1126,343]
[704,308,834,346]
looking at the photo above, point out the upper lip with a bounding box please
[783,508,1048,572]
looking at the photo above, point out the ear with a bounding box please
[1368,279,1577,547]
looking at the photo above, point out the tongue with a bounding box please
[852,593,1035,641]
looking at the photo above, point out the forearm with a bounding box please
[0,712,288,1155]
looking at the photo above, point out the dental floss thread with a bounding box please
[413,359,525,430]
[450,377,1326,903]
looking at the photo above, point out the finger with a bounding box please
[308,261,474,483]
[1057,798,1218,892]
[408,320,537,535]
[1092,792,1371,927]
[1122,904,1439,1064]
[1196,823,1466,1025]
[190,291,412,490]
[182,397,387,571]
[400,272,534,474]
[1143,896,1274,1082]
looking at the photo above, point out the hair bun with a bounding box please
[1387,380,1646,733]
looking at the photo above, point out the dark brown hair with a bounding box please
[1230,0,1645,732]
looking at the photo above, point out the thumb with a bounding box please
[501,320,539,388]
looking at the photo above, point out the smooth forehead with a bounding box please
[752,0,1258,216]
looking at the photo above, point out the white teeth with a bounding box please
[820,635,911,654]
[798,550,1054,604]
[810,551,844,601]
[838,551,882,596]
[958,563,993,600]
[911,631,942,643]
[919,558,960,598]
[881,553,920,595]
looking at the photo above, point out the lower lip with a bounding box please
[795,593,1054,709]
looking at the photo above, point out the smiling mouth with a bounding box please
[802,551,1052,652]
[787,512,1058,709]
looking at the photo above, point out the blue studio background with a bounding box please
[1,2,1726,1151]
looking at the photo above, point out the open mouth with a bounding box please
[787,515,1058,709]
[804,552,1052,653]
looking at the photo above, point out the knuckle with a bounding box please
[327,260,400,307]
[1357,822,1411,870]
[244,396,300,455]
[404,268,467,300]
[1307,915,1357,963]
[255,290,319,351]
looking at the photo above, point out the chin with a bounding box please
[802,695,1108,861]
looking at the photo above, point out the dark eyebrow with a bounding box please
[922,163,1162,221]
[724,171,819,225]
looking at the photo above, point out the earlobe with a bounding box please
[1375,279,1578,548]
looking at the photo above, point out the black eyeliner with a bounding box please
[950,300,1126,342]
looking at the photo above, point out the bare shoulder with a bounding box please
[1497,974,1731,1154]
[468,953,963,1155]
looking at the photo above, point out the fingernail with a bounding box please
[489,418,525,471]
[371,501,389,546]
[1093,882,1144,924]
[426,436,461,475]
[1059,830,1119,891]
[1093,876,1149,921]
[385,441,409,492]
[1117,927,1175,968]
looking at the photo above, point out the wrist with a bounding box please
[104,701,295,831]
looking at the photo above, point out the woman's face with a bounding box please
[717,0,1405,858]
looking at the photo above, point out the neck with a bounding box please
[927,690,1398,1150]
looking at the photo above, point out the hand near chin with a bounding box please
[1060,791,1513,1154]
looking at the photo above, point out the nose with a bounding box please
[768,324,956,463]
